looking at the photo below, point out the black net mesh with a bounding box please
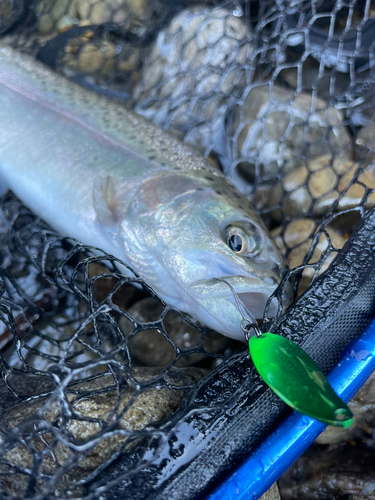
[1,0,375,499]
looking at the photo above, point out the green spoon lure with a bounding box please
[212,277,354,428]
[248,331,354,427]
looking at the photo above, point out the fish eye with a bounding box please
[229,234,243,252]
[225,225,261,257]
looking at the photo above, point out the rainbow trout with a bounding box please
[0,46,289,340]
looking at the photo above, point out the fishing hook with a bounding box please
[210,278,262,341]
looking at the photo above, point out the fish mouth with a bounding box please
[187,275,292,340]
[188,275,279,320]
[189,275,276,298]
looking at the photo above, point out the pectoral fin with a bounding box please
[93,176,124,225]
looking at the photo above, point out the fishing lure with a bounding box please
[213,278,354,427]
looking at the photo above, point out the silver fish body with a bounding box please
[0,46,289,340]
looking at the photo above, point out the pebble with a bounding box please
[279,440,375,499]
[133,6,252,149]
[0,367,207,496]
[302,156,375,217]
[356,123,375,166]
[278,55,351,102]
[272,221,347,295]
[254,155,375,222]
[37,0,166,38]
[261,482,281,500]
[73,0,166,38]
[89,261,147,307]
[36,0,77,36]
[119,297,230,367]
[316,369,375,445]
[57,28,143,94]
[351,87,375,126]
[0,0,23,34]
[356,123,375,150]
[221,85,351,196]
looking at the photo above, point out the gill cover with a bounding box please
[96,172,288,338]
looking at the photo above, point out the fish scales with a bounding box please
[0,46,219,245]
[0,45,288,340]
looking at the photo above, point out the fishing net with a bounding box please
[1,0,375,498]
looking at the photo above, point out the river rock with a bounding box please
[0,367,207,497]
[73,0,166,37]
[279,440,375,500]
[119,297,230,367]
[36,0,77,36]
[221,85,351,196]
[64,37,117,74]
[310,157,375,215]
[261,482,281,500]
[356,123,375,168]
[254,155,375,222]
[57,27,143,94]
[0,0,23,34]
[272,221,347,295]
[89,262,146,308]
[316,369,375,445]
[356,123,375,150]
[278,55,352,102]
[133,6,252,149]
[37,0,166,37]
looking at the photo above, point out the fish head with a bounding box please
[119,171,291,341]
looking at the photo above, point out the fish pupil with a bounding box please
[229,234,243,252]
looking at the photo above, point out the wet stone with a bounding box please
[278,56,352,101]
[74,0,166,38]
[279,440,375,500]
[36,0,77,36]
[260,482,281,500]
[133,6,252,151]
[308,167,337,198]
[273,223,347,295]
[312,158,375,216]
[356,123,375,152]
[0,367,208,497]
[316,369,375,446]
[89,262,147,310]
[61,30,143,93]
[282,186,313,220]
[79,41,114,74]
[356,123,375,167]
[253,181,283,218]
[37,0,166,38]
[283,165,309,191]
[283,218,316,249]
[254,155,375,222]
[0,0,23,34]
[222,85,351,196]
[119,298,230,367]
